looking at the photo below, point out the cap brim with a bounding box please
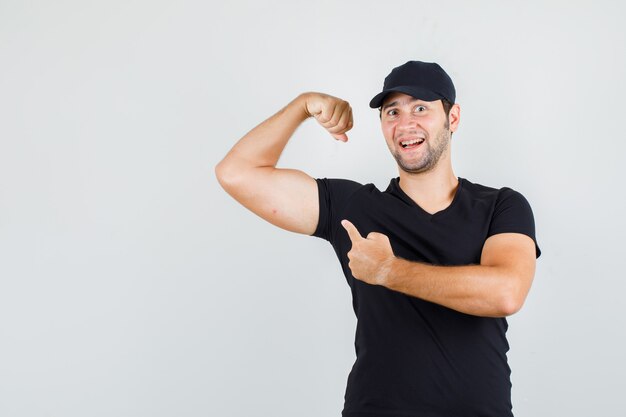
[369,86,444,108]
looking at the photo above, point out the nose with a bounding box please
[397,112,418,132]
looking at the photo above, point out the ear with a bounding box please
[449,103,461,133]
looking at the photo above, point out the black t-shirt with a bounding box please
[313,177,541,417]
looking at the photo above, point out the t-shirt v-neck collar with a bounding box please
[387,177,464,220]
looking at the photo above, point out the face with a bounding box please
[380,92,457,174]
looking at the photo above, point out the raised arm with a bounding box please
[215,92,353,235]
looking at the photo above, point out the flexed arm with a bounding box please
[215,93,353,234]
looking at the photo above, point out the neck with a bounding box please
[397,159,458,213]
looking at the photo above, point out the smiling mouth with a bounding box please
[400,138,425,149]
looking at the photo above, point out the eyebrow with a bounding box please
[381,101,399,111]
[381,98,422,111]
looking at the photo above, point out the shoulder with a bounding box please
[315,177,367,205]
[460,178,531,206]
[315,177,388,208]
[315,177,364,193]
[313,177,384,241]
[461,177,502,197]
[462,178,541,257]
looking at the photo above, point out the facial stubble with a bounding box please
[392,118,451,175]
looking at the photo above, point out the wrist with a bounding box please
[296,92,315,118]
[381,256,401,288]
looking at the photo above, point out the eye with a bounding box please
[414,105,426,112]
[386,109,398,116]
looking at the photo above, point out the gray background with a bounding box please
[1,0,624,416]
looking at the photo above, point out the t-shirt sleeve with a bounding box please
[487,188,542,258]
[313,178,362,243]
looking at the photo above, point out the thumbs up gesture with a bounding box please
[341,219,396,286]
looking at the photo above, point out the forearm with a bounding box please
[341,221,536,318]
[214,92,352,234]
[385,259,523,318]
[216,93,310,177]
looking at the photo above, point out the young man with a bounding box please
[215,61,541,417]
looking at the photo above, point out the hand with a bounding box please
[341,219,396,286]
[302,92,353,142]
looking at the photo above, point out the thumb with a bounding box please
[367,231,390,243]
[332,133,349,142]
[341,219,363,242]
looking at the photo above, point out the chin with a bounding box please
[395,156,431,174]
[399,165,431,175]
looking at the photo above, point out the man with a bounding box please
[215,61,541,417]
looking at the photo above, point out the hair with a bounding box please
[379,98,454,120]
[441,99,453,116]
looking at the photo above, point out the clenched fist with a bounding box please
[302,92,353,142]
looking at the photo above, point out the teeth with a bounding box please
[401,138,425,147]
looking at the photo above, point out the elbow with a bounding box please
[489,268,533,317]
[214,160,228,187]
[215,153,262,194]
[497,296,524,317]
[215,159,240,193]
[495,284,528,317]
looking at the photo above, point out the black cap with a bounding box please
[369,61,456,108]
